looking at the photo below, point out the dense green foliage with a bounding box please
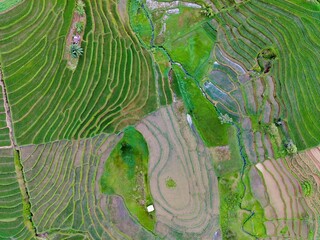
[0,0,22,12]
[100,127,155,231]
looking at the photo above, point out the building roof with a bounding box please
[147,204,154,212]
[73,34,81,44]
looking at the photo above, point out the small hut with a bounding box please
[73,34,81,44]
[147,204,154,213]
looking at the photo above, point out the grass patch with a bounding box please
[219,169,267,239]
[0,0,22,12]
[173,65,229,146]
[163,8,213,77]
[100,126,155,231]
[213,126,243,177]
[128,0,152,46]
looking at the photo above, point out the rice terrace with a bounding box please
[0,0,319,239]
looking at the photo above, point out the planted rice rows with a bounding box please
[205,45,280,163]
[20,133,154,239]
[0,0,157,146]
[0,149,33,240]
[285,148,320,221]
[215,0,320,150]
[0,88,10,146]
[254,159,313,238]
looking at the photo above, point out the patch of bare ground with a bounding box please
[136,101,219,239]
[210,146,230,162]
[65,9,86,70]
[118,0,128,24]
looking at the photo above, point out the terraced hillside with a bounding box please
[0,148,34,239]
[136,102,220,239]
[253,159,314,238]
[20,133,156,239]
[285,147,320,237]
[0,0,157,145]
[0,0,319,239]
[0,0,23,12]
[212,0,320,151]
[204,46,283,163]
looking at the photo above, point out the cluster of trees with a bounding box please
[200,5,214,18]
[218,113,233,124]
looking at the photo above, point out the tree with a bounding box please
[70,44,83,58]
[218,113,233,124]
[200,5,214,18]
[75,21,84,33]
[76,0,85,16]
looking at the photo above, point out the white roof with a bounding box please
[147,205,154,212]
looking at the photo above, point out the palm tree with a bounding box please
[77,0,85,8]
[70,44,83,58]
[76,0,85,16]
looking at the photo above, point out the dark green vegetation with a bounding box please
[100,126,155,231]
[70,43,83,58]
[0,149,33,239]
[0,0,157,145]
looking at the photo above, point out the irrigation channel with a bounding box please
[139,3,258,239]
[0,68,37,236]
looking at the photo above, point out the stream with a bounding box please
[139,2,258,239]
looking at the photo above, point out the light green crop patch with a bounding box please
[0,0,22,12]
[173,65,229,147]
[165,177,177,189]
[301,181,313,197]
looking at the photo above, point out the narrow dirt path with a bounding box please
[0,68,15,147]
[0,68,37,237]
